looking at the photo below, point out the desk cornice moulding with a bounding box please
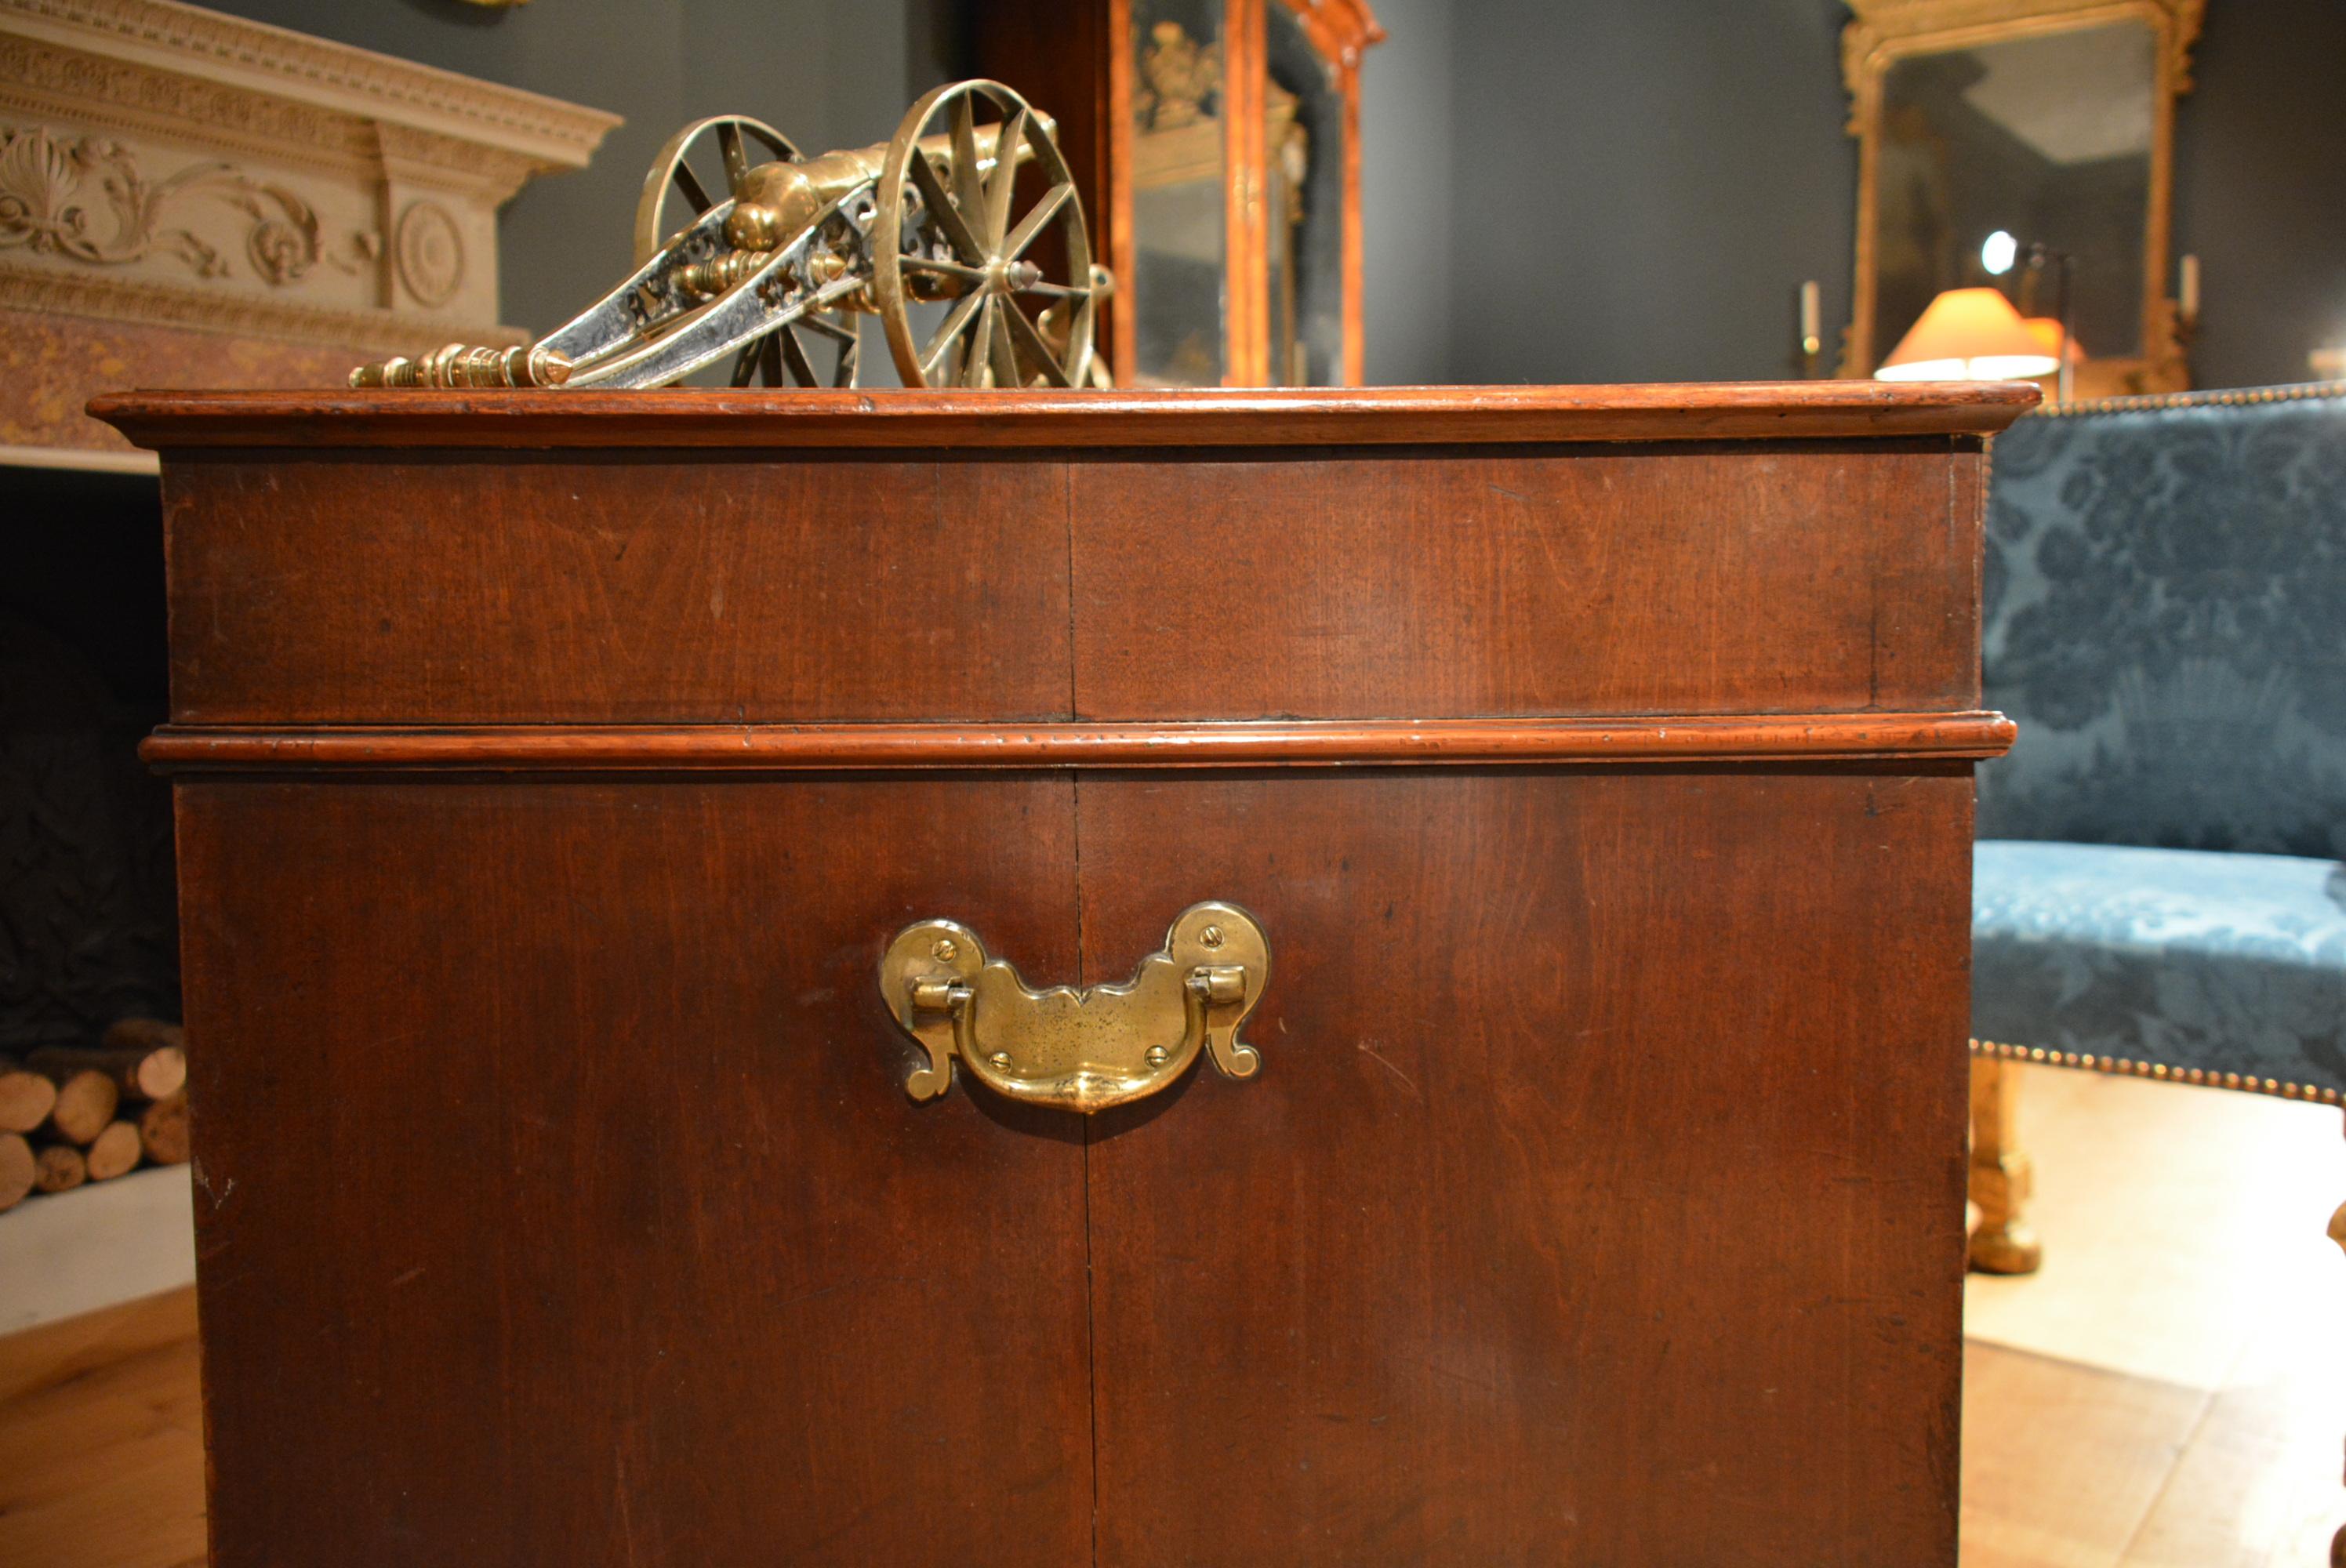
[90,381,2042,451]
[139,713,2021,773]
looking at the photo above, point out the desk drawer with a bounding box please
[157,437,1981,726]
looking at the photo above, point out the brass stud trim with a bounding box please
[2023,379,2346,420]
[1971,1038,2344,1108]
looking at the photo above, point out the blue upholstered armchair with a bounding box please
[1967,383,2346,1281]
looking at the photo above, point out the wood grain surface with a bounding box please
[150,439,1987,726]
[155,456,1072,725]
[1068,441,1985,717]
[175,778,1095,1568]
[1075,767,1975,1566]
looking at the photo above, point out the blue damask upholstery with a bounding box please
[1974,841,2346,1094]
[1975,387,2346,1098]
[1980,390,2346,858]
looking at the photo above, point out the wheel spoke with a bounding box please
[670,160,714,215]
[1000,299,1070,387]
[902,255,989,284]
[961,297,1000,388]
[987,297,1022,387]
[833,333,860,387]
[907,147,987,266]
[779,325,819,387]
[761,331,786,387]
[1001,183,1071,262]
[949,96,988,234]
[1069,294,1096,384]
[717,122,749,196]
[728,341,758,387]
[1013,279,1086,299]
[983,107,1027,249]
[922,289,988,378]
[801,312,859,344]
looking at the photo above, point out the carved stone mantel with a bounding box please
[0,0,621,459]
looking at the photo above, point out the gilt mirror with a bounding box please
[1843,0,2203,395]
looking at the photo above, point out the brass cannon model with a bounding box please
[354,80,1104,392]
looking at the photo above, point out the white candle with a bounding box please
[2179,254,2200,321]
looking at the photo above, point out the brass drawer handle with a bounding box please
[880,902,1269,1113]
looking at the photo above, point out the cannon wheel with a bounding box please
[634,114,798,263]
[634,114,859,389]
[873,80,1098,390]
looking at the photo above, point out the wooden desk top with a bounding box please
[90,380,2038,451]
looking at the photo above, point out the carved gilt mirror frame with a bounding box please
[1841,0,2203,394]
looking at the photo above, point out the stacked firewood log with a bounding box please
[0,1018,189,1213]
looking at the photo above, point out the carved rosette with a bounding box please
[393,199,464,308]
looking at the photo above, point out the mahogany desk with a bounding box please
[96,383,2031,1567]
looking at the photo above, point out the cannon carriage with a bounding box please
[354,80,1105,393]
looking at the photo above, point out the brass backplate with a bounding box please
[879,902,1269,1113]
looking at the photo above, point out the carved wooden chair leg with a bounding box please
[1967,1054,2043,1274]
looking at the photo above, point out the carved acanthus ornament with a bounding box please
[0,123,333,282]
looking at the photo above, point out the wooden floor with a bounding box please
[0,1064,2339,1567]
[0,1287,203,1568]
[1961,1065,2346,1567]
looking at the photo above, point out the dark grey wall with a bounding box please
[202,0,949,336]
[1433,0,1854,386]
[204,0,2346,388]
[2174,1,2346,390]
[1364,0,2346,387]
[1356,0,1455,385]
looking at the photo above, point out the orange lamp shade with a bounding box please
[2023,316,2087,367]
[1875,287,2060,381]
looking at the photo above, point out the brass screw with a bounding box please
[986,1051,1012,1070]
[1145,1046,1169,1066]
[933,938,957,962]
[1199,925,1224,949]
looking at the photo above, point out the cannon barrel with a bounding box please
[727,111,1054,252]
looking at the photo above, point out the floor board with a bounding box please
[0,1064,2339,1566]
[0,1289,205,1568]
[1962,1065,2346,1568]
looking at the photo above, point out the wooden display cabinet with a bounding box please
[976,0,1382,386]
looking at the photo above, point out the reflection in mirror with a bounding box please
[1129,0,1228,386]
[1265,5,1343,386]
[1875,21,2153,367]
[1846,0,2200,395]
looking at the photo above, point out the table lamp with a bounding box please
[2023,317,2085,372]
[1875,287,2059,381]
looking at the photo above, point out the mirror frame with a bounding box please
[1840,0,2204,394]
